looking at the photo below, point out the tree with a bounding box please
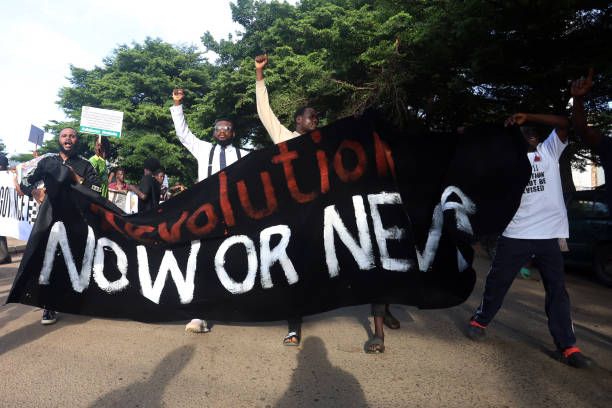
[49,38,214,185]
[10,153,35,163]
[49,1,610,190]
[201,0,610,189]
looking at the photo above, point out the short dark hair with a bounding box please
[154,168,165,176]
[294,106,314,122]
[98,136,110,153]
[114,166,125,173]
[214,119,234,127]
[143,157,160,172]
[60,127,78,135]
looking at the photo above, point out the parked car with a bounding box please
[564,187,612,287]
[479,186,611,287]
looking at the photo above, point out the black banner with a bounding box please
[7,114,530,322]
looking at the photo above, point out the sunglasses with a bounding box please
[215,126,232,131]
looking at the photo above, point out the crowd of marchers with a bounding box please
[1,63,608,369]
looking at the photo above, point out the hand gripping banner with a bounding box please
[6,114,530,322]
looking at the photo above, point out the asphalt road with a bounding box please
[1,248,611,408]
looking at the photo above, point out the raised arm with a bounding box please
[505,113,569,143]
[170,88,210,157]
[254,55,297,144]
[571,68,602,149]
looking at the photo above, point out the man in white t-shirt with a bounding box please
[467,113,594,368]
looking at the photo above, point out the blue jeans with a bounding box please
[473,236,576,349]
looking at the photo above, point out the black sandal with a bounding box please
[365,336,385,354]
[383,313,400,330]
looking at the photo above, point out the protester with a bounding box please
[171,88,250,183]
[0,154,11,265]
[89,136,110,198]
[255,54,401,349]
[171,88,250,333]
[19,127,101,325]
[154,169,168,201]
[571,69,611,212]
[466,113,594,368]
[255,53,313,346]
[108,166,129,192]
[255,54,319,144]
[128,158,161,213]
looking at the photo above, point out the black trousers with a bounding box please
[0,236,9,262]
[287,318,302,334]
[473,236,576,349]
[371,303,386,317]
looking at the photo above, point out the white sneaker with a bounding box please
[185,319,210,333]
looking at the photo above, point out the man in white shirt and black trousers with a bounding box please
[467,113,594,368]
[170,88,250,333]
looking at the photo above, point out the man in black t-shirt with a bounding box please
[128,158,161,213]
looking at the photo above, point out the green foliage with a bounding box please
[10,153,35,163]
[49,1,610,190]
[50,38,210,185]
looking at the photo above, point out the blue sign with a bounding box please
[28,125,44,146]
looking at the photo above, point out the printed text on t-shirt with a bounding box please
[524,164,546,194]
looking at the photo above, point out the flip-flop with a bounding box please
[520,267,531,279]
[365,336,385,354]
[383,313,400,330]
[283,331,300,346]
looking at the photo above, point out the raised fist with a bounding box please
[571,68,594,98]
[254,54,268,70]
[172,89,185,105]
[504,113,527,127]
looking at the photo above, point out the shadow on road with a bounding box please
[0,312,91,357]
[274,336,367,408]
[212,303,415,344]
[88,345,196,408]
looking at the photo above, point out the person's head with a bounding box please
[143,157,160,176]
[213,119,235,146]
[0,154,8,171]
[294,106,318,135]
[115,166,125,183]
[95,136,110,159]
[58,127,79,157]
[154,169,165,185]
[520,126,540,152]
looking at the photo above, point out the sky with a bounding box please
[0,0,295,156]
